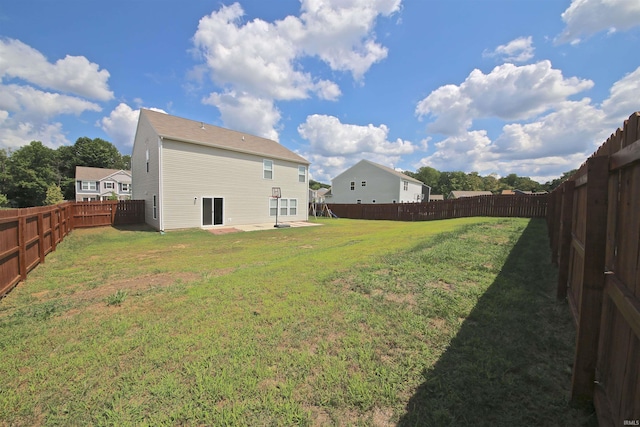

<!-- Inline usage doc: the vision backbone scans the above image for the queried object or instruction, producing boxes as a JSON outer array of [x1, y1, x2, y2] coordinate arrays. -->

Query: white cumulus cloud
[[192, 0, 400, 139], [557, 0, 640, 44], [99, 103, 167, 150], [0, 38, 113, 101], [413, 60, 640, 183], [0, 38, 113, 150], [203, 91, 282, 141], [601, 66, 640, 122], [483, 36, 535, 63], [416, 61, 594, 135], [298, 114, 415, 181]]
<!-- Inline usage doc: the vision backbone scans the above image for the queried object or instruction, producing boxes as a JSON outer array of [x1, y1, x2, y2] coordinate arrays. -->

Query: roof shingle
[[141, 109, 309, 164]]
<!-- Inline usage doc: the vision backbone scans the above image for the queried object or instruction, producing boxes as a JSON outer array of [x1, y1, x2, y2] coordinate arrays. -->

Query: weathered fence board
[[0, 200, 144, 298], [327, 194, 548, 222], [547, 111, 640, 424]]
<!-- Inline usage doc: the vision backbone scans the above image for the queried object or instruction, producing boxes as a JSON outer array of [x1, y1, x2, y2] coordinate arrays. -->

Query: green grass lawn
[[0, 217, 595, 426]]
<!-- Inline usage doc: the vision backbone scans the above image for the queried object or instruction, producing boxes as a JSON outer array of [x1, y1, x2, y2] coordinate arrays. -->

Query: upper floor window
[[403, 180, 409, 191], [263, 160, 273, 179], [298, 166, 306, 183], [81, 181, 97, 191], [104, 181, 115, 190], [361, 181, 367, 187], [121, 183, 131, 193], [350, 181, 355, 190]]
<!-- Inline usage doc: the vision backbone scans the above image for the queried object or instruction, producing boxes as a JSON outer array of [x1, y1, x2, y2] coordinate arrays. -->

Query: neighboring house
[[131, 109, 310, 231], [326, 159, 430, 204], [447, 190, 493, 199], [75, 166, 132, 201], [309, 187, 330, 203], [429, 194, 444, 201]]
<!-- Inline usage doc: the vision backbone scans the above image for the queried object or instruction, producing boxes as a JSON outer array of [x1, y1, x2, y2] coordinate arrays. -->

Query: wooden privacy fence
[[73, 200, 145, 228], [0, 200, 145, 298], [0, 202, 73, 297], [547, 112, 640, 425], [327, 194, 548, 221]]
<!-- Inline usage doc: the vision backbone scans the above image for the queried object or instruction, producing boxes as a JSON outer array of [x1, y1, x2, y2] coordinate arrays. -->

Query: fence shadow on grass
[[397, 219, 598, 426]]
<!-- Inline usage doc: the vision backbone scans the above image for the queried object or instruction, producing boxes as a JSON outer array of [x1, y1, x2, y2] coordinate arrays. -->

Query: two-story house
[[75, 166, 132, 201], [131, 109, 310, 231], [326, 159, 430, 204]]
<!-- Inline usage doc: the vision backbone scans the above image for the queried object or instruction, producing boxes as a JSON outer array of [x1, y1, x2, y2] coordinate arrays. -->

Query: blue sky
[[1, 0, 639, 184]]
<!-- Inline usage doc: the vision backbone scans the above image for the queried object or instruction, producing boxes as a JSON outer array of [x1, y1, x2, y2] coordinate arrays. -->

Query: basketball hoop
[[271, 187, 289, 228]]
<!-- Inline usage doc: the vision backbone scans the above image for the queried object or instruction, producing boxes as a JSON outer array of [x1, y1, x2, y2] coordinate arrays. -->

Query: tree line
[[0, 138, 130, 208], [310, 166, 574, 196], [402, 166, 574, 196]]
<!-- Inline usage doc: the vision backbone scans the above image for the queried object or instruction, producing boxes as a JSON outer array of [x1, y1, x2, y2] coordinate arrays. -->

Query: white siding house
[[327, 159, 430, 204], [132, 109, 310, 231], [75, 167, 131, 201]]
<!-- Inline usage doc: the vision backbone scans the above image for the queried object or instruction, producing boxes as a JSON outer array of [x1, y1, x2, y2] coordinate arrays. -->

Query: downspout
[[158, 136, 164, 232]]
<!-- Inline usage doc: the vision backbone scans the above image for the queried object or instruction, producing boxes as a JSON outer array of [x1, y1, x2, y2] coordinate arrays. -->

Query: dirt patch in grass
[[30, 272, 201, 304]]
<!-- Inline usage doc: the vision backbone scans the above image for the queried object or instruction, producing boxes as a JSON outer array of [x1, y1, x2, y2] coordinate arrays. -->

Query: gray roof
[[449, 191, 493, 198], [141, 109, 309, 165], [75, 166, 131, 181]]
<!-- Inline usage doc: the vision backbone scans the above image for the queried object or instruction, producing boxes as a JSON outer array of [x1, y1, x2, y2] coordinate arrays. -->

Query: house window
[[403, 180, 409, 191], [263, 160, 273, 179], [146, 148, 150, 173], [356, 199, 361, 204], [81, 181, 97, 191], [153, 195, 157, 220], [269, 198, 297, 216], [298, 166, 306, 183], [104, 182, 115, 190], [121, 183, 131, 193], [350, 181, 355, 190], [361, 181, 367, 187]]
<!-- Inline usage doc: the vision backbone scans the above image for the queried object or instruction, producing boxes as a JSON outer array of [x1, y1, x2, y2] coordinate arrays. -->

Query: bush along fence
[[547, 112, 640, 425], [0, 200, 145, 298], [327, 193, 548, 221]]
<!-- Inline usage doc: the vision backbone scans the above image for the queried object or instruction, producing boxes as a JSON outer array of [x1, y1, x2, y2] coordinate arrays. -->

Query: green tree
[[482, 174, 501, 193], [407, 166, 441, 194], [44, 184, 64, 205], [74, 137, 123, 169], [499, 173, 543, 192], [466, 172, 484, 191], [6, 141, 57, 207], [0, 149, 10, 196], [309, 179, 330, 190], [544, 169, 577, 192], [0, 194, 9, 208]]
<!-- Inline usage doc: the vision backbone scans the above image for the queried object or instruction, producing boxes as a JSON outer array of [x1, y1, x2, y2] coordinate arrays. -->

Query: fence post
[[37, 212, 45, 264], [557, 180, 575, 300], [18, 212, 27, 281], [571, 155, 609, 402]]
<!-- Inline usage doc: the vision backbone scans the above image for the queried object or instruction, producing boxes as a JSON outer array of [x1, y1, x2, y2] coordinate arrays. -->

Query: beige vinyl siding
[[161, 139, 308, 230], [399, 180, 424, 203], [131, 113, 161, 230], [331, 161, 401, 204]]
